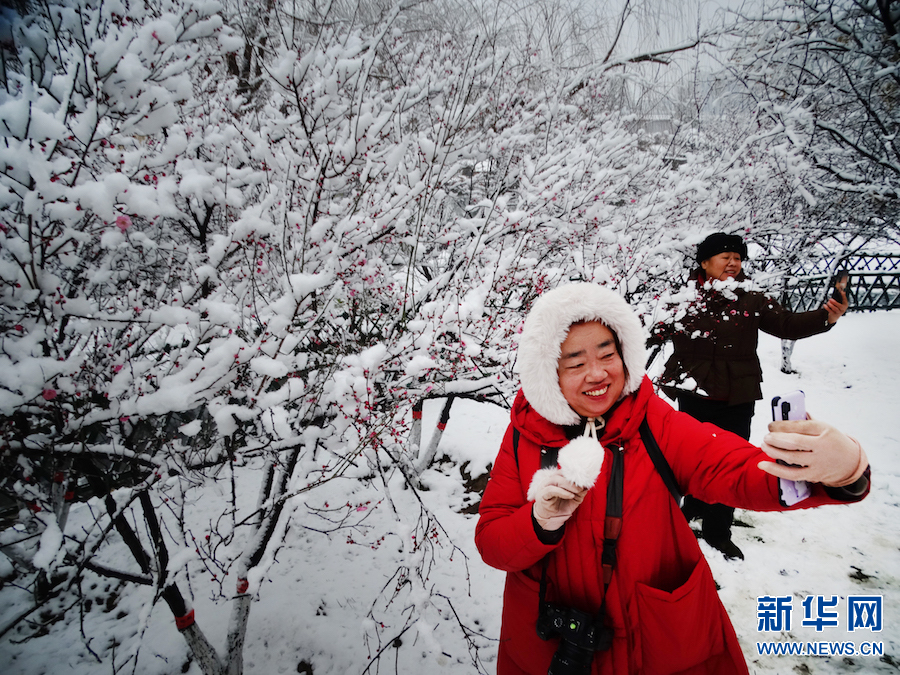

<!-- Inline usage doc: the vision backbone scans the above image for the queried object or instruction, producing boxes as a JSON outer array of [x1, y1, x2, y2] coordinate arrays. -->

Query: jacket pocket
[[634, 558, 727, 674]]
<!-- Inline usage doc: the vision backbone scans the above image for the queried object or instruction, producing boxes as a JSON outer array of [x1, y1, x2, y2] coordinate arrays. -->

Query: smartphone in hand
[[830, 269, 849, 303], [771, 390, 807, 468], [772, 390, 806, 421]]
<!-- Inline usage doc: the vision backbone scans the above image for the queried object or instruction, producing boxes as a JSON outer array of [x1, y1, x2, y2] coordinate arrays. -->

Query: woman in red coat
[[475, 282, 869, 675]]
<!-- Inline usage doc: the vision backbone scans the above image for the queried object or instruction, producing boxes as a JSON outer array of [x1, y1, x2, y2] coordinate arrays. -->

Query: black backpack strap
[[512, 427, 559, 471], [539, 446, 558, 470], [512, 428, 520, 467], [639, 418, 685, 509]]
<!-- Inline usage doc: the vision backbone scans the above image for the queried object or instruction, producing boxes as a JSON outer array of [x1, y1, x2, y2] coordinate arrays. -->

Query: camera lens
[[547, 642, 595, 675]]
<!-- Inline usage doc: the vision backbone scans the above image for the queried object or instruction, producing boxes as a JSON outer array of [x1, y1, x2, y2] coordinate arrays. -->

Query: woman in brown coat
[[649, 233, 848, 559]]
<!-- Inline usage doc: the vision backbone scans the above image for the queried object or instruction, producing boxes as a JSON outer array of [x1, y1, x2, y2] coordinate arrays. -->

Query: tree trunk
[[415, 395, 455, 475]]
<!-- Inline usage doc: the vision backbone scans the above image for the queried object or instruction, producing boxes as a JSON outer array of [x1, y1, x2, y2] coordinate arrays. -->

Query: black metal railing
[[780, 254, 900, 312]]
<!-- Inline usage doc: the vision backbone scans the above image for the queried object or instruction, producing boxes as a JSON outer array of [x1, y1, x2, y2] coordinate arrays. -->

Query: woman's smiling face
[[556, 321, 625, 419], [700, 251, 743, 281]]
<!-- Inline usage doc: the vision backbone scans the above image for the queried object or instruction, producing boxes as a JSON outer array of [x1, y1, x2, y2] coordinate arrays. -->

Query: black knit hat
[[696, 233, 747, 263]]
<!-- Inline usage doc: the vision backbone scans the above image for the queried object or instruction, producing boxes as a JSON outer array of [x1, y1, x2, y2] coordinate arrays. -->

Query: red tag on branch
[[175, 609, 195, 631]]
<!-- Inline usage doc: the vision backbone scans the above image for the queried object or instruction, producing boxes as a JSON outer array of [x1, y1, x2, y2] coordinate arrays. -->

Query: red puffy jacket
[[475, 377, 866, 675]]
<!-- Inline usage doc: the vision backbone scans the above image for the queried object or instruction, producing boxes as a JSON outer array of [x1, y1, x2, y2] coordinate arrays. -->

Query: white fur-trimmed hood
[[517, 282, 647, 426]]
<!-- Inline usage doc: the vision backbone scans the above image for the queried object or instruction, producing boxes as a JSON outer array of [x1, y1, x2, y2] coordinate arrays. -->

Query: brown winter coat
[[651, 271, 831, 405]]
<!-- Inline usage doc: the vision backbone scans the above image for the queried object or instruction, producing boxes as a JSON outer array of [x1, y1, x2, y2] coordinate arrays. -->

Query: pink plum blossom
[[115, 215, 132, 232]]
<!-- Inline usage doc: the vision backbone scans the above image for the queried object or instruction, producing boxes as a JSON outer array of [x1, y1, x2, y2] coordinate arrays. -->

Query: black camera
[[536, 602, 613, 675]]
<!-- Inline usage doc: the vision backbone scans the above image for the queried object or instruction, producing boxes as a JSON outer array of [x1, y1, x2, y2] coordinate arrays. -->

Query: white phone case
[[770, 390, 811, 505], [771, 390, 806, 421]]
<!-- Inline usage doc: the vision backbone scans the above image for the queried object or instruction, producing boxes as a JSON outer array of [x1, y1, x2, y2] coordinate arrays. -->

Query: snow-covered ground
[[2, 310, 898, 675]]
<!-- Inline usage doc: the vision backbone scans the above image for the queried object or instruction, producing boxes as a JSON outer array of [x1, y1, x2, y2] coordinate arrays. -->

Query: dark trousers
[[676, 394, 754, 543]]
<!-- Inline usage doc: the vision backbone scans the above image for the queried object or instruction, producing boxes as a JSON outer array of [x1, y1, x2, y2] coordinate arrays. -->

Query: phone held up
[[770, 390, 813, 503], [830, 269, 850, 303], [771, 389, 806, 422]]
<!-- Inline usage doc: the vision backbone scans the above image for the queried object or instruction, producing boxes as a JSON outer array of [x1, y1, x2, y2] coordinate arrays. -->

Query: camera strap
[[538, 439, 624, 608], [517, 415, 683, 612], [600, 442, 624, 587]]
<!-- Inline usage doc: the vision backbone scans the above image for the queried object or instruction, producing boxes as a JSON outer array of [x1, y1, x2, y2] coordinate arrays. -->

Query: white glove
[[758, 418, 868, 488], [529, 470, 588, 532]]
